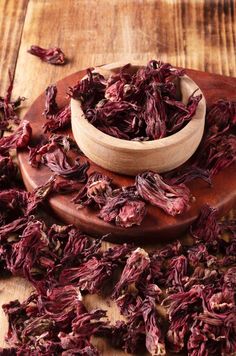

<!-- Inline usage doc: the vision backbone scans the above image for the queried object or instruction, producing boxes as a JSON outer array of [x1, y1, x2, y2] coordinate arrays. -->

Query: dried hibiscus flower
[[69, 68, 106, 110], [112, 247, 150, 299], [164, 164, 211, 185], [165, 255, 189, 293], [195, 133, 236, 177], [190, 205, 221, 249], [144, 87, 167, 139], [4, 220, 48, 277], [206, 99, 236, 134], [141, 298, 166, 356], [29, 137, 89, 181], [136, 171, 190, 216], [112, 297, 166, 355], [162, 285, 203, 353], [0, 71, 26, 132], [165, 90, 202, 134], [59, 256, 115, 294], [0, 120, 32, 154], [99, 186, 146, 227], [43, 104, 71, 133], [0, 154, 18, 188], [28, 134, 72, 168], [72, 171, 113, 208], [44, 84, 58, 116], [43, 84, 71, 132], [28, 45, 66, 65], [2, 288, 107, 355], [73, 60, 200, 141], [43, 146, 89, 180]]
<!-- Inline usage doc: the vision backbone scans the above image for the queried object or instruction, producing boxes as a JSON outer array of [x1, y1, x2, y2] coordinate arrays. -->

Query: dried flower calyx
[[98, 186, 147, 227], [72, 171, 113, 208], [71, 60, 201, 141], [136, 171, 190, 216], [28, 45, 66, 65]]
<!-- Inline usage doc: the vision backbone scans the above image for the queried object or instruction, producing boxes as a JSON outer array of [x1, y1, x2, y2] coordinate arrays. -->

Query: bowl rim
[[71, 61, 206, 152]]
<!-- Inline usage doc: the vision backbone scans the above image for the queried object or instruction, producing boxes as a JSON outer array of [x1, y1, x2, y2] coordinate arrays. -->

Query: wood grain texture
[[13, 0, 236, 113], [0, 0, 29, 93], [0, 0, 235, 353]]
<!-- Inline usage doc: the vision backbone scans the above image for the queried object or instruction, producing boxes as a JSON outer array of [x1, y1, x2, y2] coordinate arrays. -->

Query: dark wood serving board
[[17, 68, 236, 244]]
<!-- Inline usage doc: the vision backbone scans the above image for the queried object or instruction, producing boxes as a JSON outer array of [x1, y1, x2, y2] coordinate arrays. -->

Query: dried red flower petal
[[136, 171, 190, 216], [0, 189, 28, 213], [223, 267, 236, 291], [206, 99, 236, 134], [183, 267, 220, 291], [151, 240, 182, 259], [37, 285, 82, 329], [195, 133, 236, 177], [116, 293, 142, 317], [2, 288, 107, 355], [52, 177, 82, 194], [0, 120, 32, 154], [99, 186, 146, 227], [0, 154, 18, 188], [72, 61, 198, 141], [105, 70, 134, 104], [87, 100, 141, 140], [59, 256, 115, 294], [116, 200, 146, 228], [72, 308, 107, 336], [164, 164, 211, 185], [5, 221, 48, 276], [72, 171, 113, 208], [144, 87, 166, 139], [166, 90, 202, 134], [0, 72, 26, 132], [28, 134, 73, 168], [112, 248, 150, 299], [69, 68, 106, 110], [141, 298, 166, 356], [28, 45, 66, 65], [26, 175, 56, 214], [190, 205, 221, 249], [44, 105, 71, 133], [44, 84, 58, 116], [165, 255, 188, 293], [187, 243, 209, 267], [41, 145, 89, 181], [0, 217, 28, 241], [162, 285, 203, 352], [115, 297, 166, 355], [102, 243, 133, 263]]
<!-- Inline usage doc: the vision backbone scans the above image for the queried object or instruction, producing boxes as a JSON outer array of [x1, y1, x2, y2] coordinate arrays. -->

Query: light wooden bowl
[[71, 61, 206, 176]]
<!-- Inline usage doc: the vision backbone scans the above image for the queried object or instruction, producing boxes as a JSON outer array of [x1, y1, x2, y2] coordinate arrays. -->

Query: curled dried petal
[[136, 171, 190, 216], [0, 120, 32, 154], [28, 45, 66, 65], [112, 248, 150, 298]]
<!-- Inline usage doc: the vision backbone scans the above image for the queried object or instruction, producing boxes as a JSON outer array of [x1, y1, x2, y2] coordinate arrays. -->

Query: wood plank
[[13, 0, 236, 112], [0, 0, 235, 352], [0, 0, 29, 93]]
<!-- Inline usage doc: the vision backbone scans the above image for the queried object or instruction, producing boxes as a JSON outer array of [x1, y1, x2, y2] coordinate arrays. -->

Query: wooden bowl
[[71, 61, 206, 176]]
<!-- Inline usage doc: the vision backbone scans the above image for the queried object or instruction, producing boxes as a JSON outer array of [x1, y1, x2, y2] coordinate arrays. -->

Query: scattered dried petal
[[136, 171, 190, 216], [28, 45, 66, 65]]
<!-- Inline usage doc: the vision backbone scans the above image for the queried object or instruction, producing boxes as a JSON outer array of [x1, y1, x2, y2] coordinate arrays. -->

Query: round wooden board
[[17, 67, 236, 244]]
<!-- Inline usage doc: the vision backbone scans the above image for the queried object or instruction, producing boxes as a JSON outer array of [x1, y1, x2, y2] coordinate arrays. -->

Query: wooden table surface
[[0, 0, 235, 353]]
